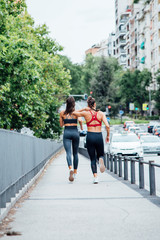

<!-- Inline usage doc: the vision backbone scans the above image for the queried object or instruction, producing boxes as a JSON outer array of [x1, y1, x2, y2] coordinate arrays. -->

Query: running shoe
[[69, 169, 74, 182], [93, 176, 98, 184], [99, 157, 105, 173], [73, 173, 77, 179]]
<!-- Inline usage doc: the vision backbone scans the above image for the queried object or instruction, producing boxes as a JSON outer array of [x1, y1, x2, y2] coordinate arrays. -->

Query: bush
[[145, 115, 159, 120]]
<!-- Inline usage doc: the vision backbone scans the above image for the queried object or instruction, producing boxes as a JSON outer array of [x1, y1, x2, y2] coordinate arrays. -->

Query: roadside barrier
[[105, 153, 159, 196], [0, 129, 63, 215]]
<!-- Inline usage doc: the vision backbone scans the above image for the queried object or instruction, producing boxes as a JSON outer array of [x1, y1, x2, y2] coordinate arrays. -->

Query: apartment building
[[94, 39, 109, 57], [115, 0, 132, 68], [108, 32, 116, 57], [85, 34, 116, 58], [137, 3, 151, 71], [150, 1, 160, 75], [85, 44, 100, 56]]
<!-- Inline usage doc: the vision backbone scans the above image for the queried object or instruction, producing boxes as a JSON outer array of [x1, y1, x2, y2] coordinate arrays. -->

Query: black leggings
[[86, 132, 104, 174], [63, 126, 80, 169]]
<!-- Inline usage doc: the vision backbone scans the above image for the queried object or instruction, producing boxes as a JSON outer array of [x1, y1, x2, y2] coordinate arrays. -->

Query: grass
[[109, 118, 150, 125]]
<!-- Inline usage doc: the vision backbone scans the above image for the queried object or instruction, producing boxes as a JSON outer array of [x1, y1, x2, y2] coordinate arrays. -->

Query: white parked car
[[109, 132, 143, 157], [128, 126, 141, 133], [140, 135, 160, 155]]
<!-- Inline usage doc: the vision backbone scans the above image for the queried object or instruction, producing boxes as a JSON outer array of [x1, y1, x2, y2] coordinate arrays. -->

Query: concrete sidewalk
[[1, 150, 160, 240]]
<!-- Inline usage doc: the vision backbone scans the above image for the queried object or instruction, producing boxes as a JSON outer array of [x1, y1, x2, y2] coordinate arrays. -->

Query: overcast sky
[[26, 0, 115, 64]]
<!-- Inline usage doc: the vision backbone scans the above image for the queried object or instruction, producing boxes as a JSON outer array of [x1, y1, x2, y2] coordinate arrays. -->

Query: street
[[104, 124, 160, 196]]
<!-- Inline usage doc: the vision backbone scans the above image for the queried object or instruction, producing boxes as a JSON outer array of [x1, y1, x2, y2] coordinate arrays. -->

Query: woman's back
[[85, 110, 103, 132], [61, 111, 78, 127]]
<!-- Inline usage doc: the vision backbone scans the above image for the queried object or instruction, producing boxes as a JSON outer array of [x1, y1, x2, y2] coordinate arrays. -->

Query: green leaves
[[120, 69, 151, 112], [0, 0, 71, 138]]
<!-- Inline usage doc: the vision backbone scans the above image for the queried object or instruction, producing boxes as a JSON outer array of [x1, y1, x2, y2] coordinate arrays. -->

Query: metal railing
[[105, 153, 160, 196], [0, 129, 63, 212]]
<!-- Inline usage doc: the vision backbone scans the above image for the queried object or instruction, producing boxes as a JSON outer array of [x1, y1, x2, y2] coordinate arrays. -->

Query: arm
[[72, 110, 87, 118], [72, 107, 90, 117], [76, 107, 90, 112], [102, 113, 110, 143], [59, 111, 64, 127], [78, 117, 83, 130]]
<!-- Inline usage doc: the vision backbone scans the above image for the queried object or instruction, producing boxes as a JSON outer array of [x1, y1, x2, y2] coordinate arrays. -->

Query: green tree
[[120, 69, 151, 113], [91, 56, 114, 112], [0, 0, 71, 138], [60, 55, 84, 95], [82, 54, 99, 94]]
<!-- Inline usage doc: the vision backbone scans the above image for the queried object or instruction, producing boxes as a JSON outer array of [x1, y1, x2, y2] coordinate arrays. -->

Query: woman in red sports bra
[[73, 96, 110, 184]]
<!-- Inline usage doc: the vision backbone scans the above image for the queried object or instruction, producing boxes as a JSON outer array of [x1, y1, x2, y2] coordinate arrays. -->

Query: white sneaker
[[93, 177, 98, 184], [69, 169, 74, 182], [99, 157, 105, 173], [73, 173, 77, 179]]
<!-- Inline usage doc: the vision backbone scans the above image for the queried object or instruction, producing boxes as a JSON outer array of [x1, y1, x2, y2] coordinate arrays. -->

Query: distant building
[[150, 0, 160, 90], [137, 3, 151, 71], [85, 34, 116, 59], [94, 39, 109, 57], [85, 44, 100, 56], [115, 0, 132, 68], [108, 32, 116, 57]]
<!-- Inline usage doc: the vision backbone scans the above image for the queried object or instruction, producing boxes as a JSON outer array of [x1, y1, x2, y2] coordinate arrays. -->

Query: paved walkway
[[1, 150, 160, 240]]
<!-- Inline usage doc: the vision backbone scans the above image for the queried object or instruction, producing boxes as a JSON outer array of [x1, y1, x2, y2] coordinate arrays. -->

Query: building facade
[[115, 0, 132, 68], [85, 45, 100, 56], [108, 32, 116, 57]]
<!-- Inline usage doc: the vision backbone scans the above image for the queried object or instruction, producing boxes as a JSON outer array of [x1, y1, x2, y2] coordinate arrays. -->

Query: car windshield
[[141, 136, 160, 142], [112, 135, 139, 142], [137, 130, 145, 133]]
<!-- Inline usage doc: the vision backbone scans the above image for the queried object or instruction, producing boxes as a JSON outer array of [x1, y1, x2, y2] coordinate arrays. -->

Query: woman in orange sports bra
[[73, 96, 110, 184]]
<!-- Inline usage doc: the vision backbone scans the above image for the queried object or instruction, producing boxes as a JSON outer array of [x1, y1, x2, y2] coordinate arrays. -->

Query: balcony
[[119, 19, 128, 24], [119, 39, 126, 45], [120, 48, 126, 54], [140, 41, 145, 49], [140, 57, 145, 64]]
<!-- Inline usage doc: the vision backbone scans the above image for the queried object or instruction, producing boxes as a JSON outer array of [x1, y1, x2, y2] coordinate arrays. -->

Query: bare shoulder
[[98, 111, 104, 115], [60, 110, 65, 117], [98, 111, 105, 117]]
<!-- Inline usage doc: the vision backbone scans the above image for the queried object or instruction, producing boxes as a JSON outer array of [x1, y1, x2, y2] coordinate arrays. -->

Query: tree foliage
[[91, 56, 122, 113], [0, 0, 71, 138], [81, 54, 100, 94], [120, 69, 151, 112], [60, 55, 84, 94]]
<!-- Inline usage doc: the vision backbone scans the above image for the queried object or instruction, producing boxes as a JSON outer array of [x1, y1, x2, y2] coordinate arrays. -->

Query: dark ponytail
[[87, 96, 99, 112], [64, 96, 75, 115]]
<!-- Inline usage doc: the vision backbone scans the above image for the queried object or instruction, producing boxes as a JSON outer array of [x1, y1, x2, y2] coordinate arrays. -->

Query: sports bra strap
[[87, 110, 102, 127]]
